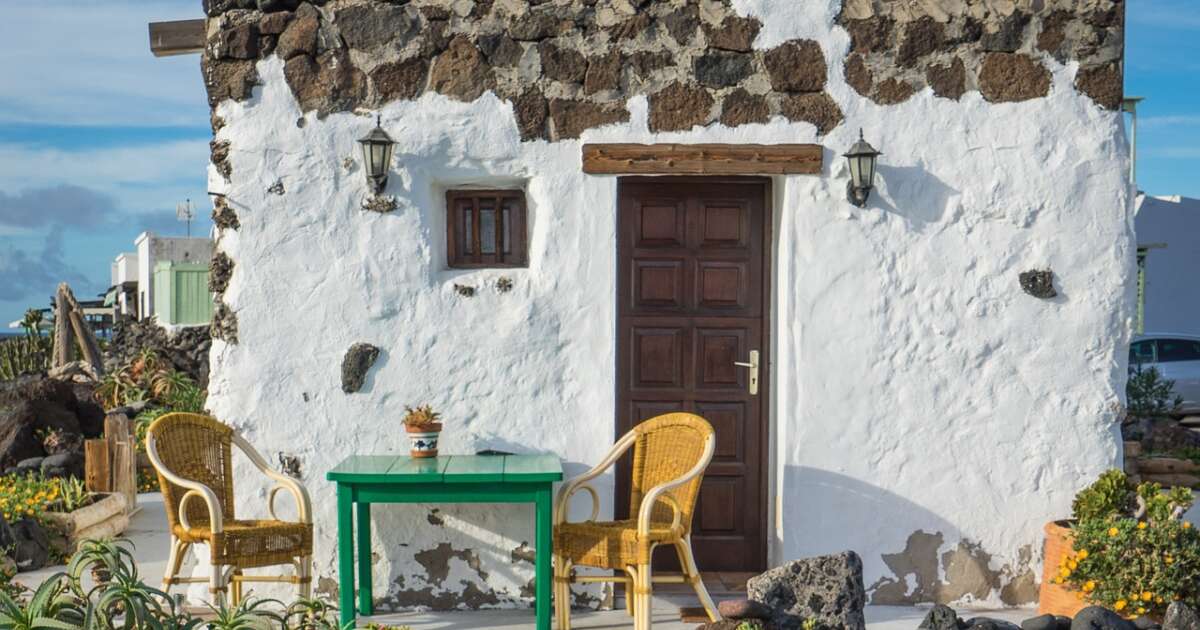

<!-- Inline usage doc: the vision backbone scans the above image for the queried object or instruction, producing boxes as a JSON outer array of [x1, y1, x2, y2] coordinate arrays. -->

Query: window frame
[[1130, 340, 1157, 366], [1156, 339, 1200, 363], [446, 189, 528, 269]]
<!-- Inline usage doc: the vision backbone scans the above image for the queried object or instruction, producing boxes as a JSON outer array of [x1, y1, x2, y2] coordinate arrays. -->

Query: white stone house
[[132, 231, 214, 326], [107, 252, 140, 317], [195, 0, 1134, 611], [1134, 194, 1200, 336]]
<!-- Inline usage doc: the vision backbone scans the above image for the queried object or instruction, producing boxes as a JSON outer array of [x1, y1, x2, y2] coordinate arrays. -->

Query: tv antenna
[[176, 199, 195, 237]]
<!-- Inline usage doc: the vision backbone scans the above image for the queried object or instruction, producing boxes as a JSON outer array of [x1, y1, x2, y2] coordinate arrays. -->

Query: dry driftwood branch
[[52, 286, 74, 368], [59, 284, 104, 376]]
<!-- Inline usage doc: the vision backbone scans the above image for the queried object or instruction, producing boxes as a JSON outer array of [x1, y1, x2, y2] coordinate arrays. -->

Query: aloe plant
[[0, 574, 85, 630], [283, 598, 354, 630], [68, 539, 137, 589], [206, 597, 284, 630]]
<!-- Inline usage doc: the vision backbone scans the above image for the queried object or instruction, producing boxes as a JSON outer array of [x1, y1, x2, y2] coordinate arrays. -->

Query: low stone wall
[[107, 318, 211, 388]]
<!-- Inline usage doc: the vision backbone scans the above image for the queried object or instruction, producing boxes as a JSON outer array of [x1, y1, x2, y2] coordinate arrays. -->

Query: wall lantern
[[843, 129, 882, 207], [358, 115, 396, 194]]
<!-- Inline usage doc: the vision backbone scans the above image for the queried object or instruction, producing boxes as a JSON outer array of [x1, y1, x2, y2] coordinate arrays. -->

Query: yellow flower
[[1059, 567, 1071, 579], [1138, 522, 1148, 530], [1185, 522, 1192, 529], [1109, 527, 1120, 537], [1077, 549, 1089, 560], [1137, 607, 1146, 615], [1069, 560, 1078, 570], [1157, 597, 1164, 604], [1166, 556, 1175, 565], [1115, 600, 1127, 611], [1142, 591, 1153, 602], [1084, 581, 1096, 593]]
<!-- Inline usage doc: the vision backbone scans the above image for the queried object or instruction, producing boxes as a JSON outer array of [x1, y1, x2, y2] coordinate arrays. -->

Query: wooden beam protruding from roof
[[582, 143, 823, 176], [149, 19, 205, 57]]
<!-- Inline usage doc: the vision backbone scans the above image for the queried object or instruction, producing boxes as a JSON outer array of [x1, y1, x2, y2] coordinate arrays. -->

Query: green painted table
[[326, 454, 563, 628]]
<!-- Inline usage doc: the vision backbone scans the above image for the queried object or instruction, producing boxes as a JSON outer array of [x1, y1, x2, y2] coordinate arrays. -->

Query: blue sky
[[0, 1, 1197, 327]]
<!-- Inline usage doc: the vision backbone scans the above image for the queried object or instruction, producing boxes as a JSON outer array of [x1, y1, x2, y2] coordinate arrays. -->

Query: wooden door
[[616, 177, 770, 572]]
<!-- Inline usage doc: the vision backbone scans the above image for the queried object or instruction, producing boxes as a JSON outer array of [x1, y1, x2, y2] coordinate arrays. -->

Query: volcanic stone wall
[[839, 0, 1124, 108], [202, 0, 1123, 149]]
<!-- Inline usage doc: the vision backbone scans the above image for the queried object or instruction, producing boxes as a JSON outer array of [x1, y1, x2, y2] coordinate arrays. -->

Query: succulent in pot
[[1040, 469, 1200, 620], [403, 405, 443, 459]]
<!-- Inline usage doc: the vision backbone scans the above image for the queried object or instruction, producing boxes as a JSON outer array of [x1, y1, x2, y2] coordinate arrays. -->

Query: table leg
[[357, 502, 373, 616], [337, 484, 355, 627], [535, 485, 553, 630]]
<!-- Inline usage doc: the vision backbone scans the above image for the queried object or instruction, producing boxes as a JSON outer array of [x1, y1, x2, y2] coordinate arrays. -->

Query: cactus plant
[[0, 335, 51, 381]]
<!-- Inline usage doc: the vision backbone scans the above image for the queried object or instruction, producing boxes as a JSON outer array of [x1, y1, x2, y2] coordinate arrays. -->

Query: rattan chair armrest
[[635, 434, 715, 537], [146, 433, 225, 533], [179, 488, 224, 533], [231, 433, 312, 523], [554, 431, 638, 525], [555, 482, 601, 525], [267, 479, 312, 523]]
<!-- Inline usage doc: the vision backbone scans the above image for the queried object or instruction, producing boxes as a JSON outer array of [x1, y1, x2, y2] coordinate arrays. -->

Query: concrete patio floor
[[15, 493, 1034, 629]]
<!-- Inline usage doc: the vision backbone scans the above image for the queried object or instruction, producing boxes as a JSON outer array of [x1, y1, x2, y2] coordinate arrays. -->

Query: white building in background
[[1135, 194, 1200, 335], [107, 252, 140, 317], [130, 234, 214, 324]]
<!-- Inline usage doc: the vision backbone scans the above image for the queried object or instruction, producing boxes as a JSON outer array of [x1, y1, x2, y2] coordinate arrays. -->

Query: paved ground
[[356, 604, 1031, 630], [16, 493, 1034, 629]]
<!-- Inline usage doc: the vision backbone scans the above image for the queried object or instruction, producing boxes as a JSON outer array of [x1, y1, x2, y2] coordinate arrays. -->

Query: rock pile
[[0, 374, 103, 474], [697, 551, 866, 630], [917, 603, 1200, 630], [107, 318, 211, 388]]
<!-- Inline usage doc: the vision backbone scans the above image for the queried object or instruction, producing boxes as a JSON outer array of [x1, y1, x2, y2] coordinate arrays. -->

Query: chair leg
[[676, 537, 720, 622], [633, 563, 653, 630], [209, 562, 227, 609], [161, 538, 188, 593], [230, 569, 243, 606], [298, 556, 312, 600], [553, 555, 570, 630], [623, 569, 635, 617]]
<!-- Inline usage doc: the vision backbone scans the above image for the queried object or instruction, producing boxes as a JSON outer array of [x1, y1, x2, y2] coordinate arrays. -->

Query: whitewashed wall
[[203, 0, 1135, 610]]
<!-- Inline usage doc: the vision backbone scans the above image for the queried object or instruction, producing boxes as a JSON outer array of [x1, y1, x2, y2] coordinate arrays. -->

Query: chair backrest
[[146, 412, 236, 530], [628, 413, 714, 531]]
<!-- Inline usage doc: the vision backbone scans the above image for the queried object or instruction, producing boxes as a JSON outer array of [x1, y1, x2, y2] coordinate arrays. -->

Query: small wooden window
[[447, 190, 527, 268]]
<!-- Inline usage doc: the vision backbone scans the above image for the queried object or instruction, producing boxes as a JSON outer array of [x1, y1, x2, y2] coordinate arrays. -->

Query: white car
[[1130, 334, 1200, 415]]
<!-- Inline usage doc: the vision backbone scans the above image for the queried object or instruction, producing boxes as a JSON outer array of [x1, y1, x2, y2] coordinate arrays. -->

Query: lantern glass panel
[[847, 154, 864, 187]]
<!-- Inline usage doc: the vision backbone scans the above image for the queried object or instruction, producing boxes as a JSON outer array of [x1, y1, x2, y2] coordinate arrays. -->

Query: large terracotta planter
[[1038, 520, 1087, 617]]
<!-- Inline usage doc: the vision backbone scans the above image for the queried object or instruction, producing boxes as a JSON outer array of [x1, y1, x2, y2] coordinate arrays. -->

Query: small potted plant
[[1039, 469, 1199, 619], [403, 405, 443, 459]]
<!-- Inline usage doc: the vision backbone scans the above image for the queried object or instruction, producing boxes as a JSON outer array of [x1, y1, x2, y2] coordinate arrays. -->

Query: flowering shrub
[[1060, 472, 1199, 618], [0, 474, 64, 522]]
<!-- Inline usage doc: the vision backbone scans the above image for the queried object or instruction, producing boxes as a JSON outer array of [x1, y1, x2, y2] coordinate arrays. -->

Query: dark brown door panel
[[616, 177, 770, 573]]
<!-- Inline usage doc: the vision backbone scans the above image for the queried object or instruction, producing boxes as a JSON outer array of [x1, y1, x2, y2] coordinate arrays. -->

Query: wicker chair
[[553, 413, 719, 630], [145, 412, 312, 606]]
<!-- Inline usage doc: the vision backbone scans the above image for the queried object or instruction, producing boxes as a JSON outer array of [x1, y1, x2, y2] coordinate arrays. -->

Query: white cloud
[[0, 140, 209, 201], [1140, 115, 1200, 129], [0, 0, 208, 126]]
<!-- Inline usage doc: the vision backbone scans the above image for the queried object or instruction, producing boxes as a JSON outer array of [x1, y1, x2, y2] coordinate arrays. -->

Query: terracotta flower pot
[[406, 423, 442, 458], [1038, 520, 1088, 618]]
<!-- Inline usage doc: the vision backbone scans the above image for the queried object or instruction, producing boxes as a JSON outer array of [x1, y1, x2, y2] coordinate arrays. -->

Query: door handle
[[733, 350, 759, 395]]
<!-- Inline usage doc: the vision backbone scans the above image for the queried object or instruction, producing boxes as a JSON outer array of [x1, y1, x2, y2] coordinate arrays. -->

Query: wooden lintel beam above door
[[582, 143, 823, 175], [149, 19, 206, 57]]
